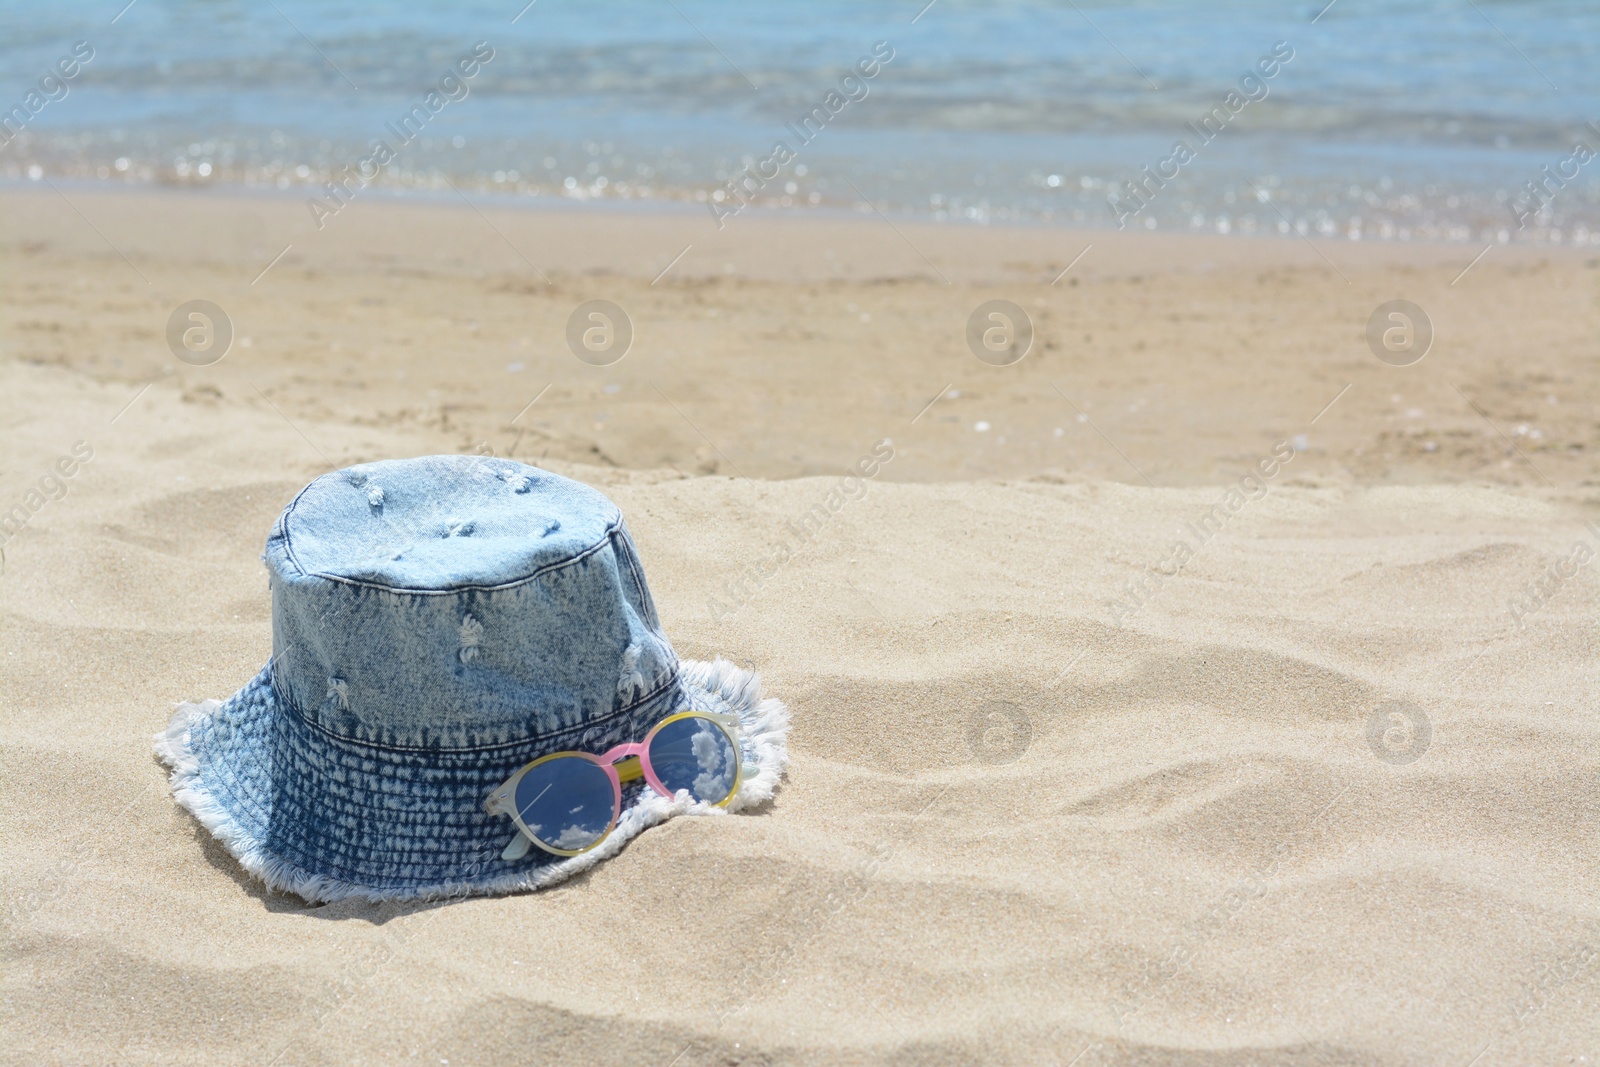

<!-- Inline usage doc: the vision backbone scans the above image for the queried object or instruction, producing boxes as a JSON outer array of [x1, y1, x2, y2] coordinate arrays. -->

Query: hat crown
[[264, 455, 680, 748]]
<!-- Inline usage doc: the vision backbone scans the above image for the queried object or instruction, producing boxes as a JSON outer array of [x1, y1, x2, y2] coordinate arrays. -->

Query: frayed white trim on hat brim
[[153, 657, 790, 905]]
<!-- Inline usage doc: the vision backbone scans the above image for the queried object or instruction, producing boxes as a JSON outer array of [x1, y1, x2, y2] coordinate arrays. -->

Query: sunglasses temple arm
[[486, 777, 532, 860], [709, 714, 758, 780], [501, 826, 534, 861]]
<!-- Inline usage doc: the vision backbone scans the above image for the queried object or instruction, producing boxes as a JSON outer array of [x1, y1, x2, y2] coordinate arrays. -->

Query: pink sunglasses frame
[[485, 710, 744, 859]]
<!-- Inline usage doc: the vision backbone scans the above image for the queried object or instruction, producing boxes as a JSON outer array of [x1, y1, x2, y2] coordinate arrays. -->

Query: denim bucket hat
[[154, 455, 789, 903]]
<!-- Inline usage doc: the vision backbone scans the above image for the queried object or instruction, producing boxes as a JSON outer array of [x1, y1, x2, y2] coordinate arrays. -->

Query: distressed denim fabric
[[154, 456, 790, 902]]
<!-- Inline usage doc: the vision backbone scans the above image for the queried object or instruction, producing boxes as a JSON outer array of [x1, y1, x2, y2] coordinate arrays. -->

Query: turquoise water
[[1, 0, 1596, 242]]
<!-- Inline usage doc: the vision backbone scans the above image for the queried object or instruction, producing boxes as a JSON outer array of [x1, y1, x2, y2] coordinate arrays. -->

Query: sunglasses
[[486, 710, 746, 859]]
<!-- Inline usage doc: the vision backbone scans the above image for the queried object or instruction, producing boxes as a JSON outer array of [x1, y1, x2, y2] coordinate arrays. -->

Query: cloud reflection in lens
[[649, 716, 738, 804], [515, 755, 615, 853]]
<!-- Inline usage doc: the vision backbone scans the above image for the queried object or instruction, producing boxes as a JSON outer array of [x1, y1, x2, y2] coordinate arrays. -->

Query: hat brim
[[154, 658, 789, 904]]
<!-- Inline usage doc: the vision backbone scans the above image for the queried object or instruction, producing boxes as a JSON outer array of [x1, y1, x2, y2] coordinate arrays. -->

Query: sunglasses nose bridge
[[604, 751, 643, 783], [598, 740, 645, 761]]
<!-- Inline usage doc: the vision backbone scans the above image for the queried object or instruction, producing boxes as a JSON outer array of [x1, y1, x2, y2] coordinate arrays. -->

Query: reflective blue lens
[[514, 756, 615, 853], [648, 716, 738, 804]]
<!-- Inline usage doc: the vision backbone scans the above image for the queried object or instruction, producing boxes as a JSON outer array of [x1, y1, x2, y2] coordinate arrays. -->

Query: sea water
[[0, 0, 1595, 244]]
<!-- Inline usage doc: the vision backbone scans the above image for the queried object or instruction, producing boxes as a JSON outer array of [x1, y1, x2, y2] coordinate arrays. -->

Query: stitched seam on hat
[[278, 511, 620, 598], [613, 525, 661, 628], [268, 666, 683, 754], [267, 477, 319, 575], [272, 467, 620, 591]]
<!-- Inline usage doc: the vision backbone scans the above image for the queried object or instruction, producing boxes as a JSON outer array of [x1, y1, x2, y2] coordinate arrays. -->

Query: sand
[[2, 187, 1597, 1066]]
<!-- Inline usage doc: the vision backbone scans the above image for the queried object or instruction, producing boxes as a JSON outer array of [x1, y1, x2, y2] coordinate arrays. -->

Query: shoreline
[[3, 185, 1597, 489], [4, 183, 1593, 283], [5, 176, 1597, 257]]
